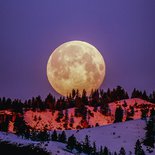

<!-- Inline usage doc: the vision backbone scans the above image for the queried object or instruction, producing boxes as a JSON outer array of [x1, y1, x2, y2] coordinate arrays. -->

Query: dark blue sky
[[1, 0, 155, 100]]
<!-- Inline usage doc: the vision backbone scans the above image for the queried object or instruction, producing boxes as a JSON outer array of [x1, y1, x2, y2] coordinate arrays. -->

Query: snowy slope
[[1, 119, 155, 155], [0, 132, 73, 155], [65, 119, 148, 154]]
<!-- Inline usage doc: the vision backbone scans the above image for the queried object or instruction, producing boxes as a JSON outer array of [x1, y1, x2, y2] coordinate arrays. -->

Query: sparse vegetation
[[0, 86, 155, 154]]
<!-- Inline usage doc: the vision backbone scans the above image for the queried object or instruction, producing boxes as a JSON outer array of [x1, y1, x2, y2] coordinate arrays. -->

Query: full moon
[[47, 41, 106, 96]]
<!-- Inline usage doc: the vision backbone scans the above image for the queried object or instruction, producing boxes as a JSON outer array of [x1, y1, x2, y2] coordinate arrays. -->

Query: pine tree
[[142, 91, 148, 101], [14, 115, 30, 138], [114, 106, 123, 123], [126, 110, 133, 121], [0, 116, 9, 132], [141, 108, 147, 119], [92, 141, 97, 154], [119, 147, 126, 155], [75, 142, 83, 153], [59, 131, 67, 143], [83, 135, 92, 154], [51, 130, 57, 141], [56, 110, 64, 122], [135, 140, 145, 155], [64, 109, 69, 129], [144, 118, 154, 148], [100, 102, 110, 116], [131, 88, 143, 99], [69, 115, 74, 128], [103, 146, 109, 155], [82, 89, 88, 105], [30, 129, 37, 141], [99, 146, 103, 155], [37, 129, 49, 141], [122, 101, 127, 108], [67, 134, 77, 152], [130, 106, 134, 116], [24, 127, 31, 139], [72, 89, 76, 98], [33, 115, 37, 121], [149, 91, 155, 103], [150, 108, 155, 117]]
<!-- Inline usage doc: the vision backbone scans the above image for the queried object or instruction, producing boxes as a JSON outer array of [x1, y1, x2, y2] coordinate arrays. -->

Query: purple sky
[[1, 1, 155, 100]]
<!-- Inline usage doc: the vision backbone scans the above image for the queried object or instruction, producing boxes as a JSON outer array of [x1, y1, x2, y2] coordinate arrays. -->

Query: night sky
[[1, 1, 155, 100]]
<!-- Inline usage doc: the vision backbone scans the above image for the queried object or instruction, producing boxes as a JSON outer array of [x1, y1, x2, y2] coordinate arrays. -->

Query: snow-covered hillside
[[65, 119, 148, 154], [0, 132, 72, 155], [24, 98, 155, 130], [0, 119, 155, 155]]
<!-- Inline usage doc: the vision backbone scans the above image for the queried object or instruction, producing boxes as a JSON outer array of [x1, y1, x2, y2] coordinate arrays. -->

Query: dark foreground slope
[[0, 141, 50, 155]]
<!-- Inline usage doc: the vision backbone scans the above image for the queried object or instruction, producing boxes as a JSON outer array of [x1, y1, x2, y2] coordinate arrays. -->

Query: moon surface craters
[[47, 41, 106, 96]]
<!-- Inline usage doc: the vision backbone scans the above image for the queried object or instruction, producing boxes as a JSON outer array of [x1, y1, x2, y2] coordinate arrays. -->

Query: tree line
[[0, 86, 155, 112]]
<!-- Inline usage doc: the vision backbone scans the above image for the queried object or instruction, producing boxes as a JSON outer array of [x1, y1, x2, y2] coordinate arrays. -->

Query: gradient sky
[[1, 0, 155, 100]]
